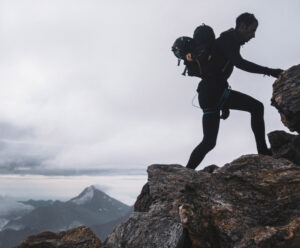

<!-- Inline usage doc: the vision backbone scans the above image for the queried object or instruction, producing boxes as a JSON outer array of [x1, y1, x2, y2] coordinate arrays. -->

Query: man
[[186, 13, 283, 170]]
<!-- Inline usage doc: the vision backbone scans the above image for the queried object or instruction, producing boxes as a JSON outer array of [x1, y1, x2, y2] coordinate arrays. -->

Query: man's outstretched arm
[[224, 46, 283, 78]]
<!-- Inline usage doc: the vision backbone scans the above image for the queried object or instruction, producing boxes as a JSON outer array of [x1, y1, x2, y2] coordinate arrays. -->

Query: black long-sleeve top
[[197, 28, 271, 108], [206, 28, 270, 80]]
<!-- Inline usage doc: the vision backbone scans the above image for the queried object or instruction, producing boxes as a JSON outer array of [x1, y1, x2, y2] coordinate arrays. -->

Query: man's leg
[[225, 90, 270, 155], [186, 112, 220, 169]]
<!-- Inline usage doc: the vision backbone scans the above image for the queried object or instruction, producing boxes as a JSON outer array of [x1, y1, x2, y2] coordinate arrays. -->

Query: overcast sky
[[0, 0, 299, 203]]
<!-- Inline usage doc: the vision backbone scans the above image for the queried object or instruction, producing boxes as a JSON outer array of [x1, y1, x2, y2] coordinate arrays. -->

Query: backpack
[[171, 24, 215, 78]]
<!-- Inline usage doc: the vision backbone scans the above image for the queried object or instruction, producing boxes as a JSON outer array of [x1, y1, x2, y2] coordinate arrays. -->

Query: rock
[[15, 226, 105, 248], [105, 156, 300, 248], [268, 130, 300, 165], [201, 164, 219, 173], [271, 64, 300, 133], [105, 212, 184, 248], [134, 183, 153, 212], [106, 164, 188, 248]]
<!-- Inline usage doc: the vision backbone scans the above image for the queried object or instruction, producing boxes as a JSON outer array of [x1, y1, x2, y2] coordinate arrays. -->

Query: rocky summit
[[105, 155, 300, 248], [271, 64, 300, 133]]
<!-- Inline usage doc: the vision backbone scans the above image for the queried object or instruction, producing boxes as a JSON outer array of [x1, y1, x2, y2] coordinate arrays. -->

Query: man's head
[[235, 13, 258, 44]]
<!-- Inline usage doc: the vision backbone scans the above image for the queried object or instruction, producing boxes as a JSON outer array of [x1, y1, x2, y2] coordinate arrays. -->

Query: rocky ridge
[[105, 155, 300, 248]]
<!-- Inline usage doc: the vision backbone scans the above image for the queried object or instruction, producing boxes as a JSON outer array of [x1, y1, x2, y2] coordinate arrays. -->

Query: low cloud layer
[[0, 195, 34, 218]]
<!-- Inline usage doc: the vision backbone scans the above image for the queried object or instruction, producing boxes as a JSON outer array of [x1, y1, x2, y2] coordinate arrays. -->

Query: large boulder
[[271, 64, 300, 133], [15, 226, 105, 248], [268, 130, 300, 165], [105, 156, 300, 248]]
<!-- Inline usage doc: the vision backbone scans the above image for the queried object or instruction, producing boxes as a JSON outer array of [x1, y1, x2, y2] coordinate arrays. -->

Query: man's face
[[237, 22, 258, 44]]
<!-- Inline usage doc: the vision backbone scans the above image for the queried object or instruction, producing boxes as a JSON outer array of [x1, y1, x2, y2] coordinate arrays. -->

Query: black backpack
[[172, 24, 215, 78]]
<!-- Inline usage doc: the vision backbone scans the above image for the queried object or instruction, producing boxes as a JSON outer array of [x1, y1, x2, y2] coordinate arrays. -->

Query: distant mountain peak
[[70, 185, 97, 205], [68, 185, 129, 215], [87, 185, 96, 190]]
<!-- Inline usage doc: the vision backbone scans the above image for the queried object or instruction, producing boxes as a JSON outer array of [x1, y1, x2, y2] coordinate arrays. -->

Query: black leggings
[[186, 90, 269, 169]]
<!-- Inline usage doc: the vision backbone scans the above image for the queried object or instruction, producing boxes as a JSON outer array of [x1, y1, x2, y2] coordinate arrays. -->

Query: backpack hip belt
[[203, 86, 231, 115]]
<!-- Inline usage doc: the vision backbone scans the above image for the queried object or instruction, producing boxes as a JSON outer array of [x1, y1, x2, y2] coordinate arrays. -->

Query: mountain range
[[0, 185, 132, 248]]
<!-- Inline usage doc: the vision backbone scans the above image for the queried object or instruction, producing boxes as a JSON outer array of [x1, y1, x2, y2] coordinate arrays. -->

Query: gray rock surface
[[105, 157, 300, 248], [105, 212, 184, 248], [271, 64, 300, 133]]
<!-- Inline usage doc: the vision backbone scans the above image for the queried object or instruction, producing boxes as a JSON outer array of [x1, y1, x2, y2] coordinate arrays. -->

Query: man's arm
[[222, 37, 283, 78], [228, 51, 282, 77]]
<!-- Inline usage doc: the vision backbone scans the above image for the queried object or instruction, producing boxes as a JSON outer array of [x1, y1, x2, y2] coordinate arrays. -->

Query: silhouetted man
[[186, 13, 283, 169]]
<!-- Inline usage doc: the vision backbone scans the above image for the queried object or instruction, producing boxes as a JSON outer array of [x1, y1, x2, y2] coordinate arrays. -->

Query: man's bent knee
[[202, 138, 217, 152], [251, 101, 264, 116]]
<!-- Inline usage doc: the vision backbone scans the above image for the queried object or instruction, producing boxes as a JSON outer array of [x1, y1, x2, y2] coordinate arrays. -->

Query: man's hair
[[236, 13, 258, 28]]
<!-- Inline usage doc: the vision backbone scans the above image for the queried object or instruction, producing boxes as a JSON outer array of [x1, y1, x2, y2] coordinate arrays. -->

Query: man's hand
[[268, 68, 284, 78], [186, 53, 193, 62], [220, 108, 230, 120]]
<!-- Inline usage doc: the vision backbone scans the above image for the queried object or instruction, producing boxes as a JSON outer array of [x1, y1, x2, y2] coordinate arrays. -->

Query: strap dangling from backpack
[[182, 65, 188, 76], [195, 58, 203, 76]]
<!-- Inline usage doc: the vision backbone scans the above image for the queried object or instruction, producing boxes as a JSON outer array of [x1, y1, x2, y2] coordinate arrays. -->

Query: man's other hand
[[220, 108, 230, 120]]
